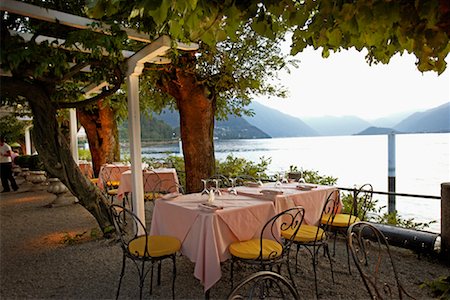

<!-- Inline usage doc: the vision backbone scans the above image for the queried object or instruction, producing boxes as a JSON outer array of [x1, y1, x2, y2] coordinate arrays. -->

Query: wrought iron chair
[[347, 221, 415, 299], [144, 170, 184, 203], [101, 164, 122, 204], [229, 206, 305, 290], [320, 183, 373, 273], [109, 205, 181, 299], [227, 271, 300, 300], [281, 191, 337, 297]]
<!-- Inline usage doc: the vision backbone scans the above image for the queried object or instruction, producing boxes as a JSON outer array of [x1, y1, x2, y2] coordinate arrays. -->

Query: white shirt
[[0, 143, 12, 163]]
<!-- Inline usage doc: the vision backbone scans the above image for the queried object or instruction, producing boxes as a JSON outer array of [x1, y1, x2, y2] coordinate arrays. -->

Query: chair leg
[[116, 255, 126, 300], [345, 240, 352, 274], [172, 255, 177, 300], [332, 231, 337, 256], [139, 260, 146, 300], [230, 258, 235, 289], [157, 260, 162, 285], [149, 263, 154, 295], [295, 244, 300, 273], [324, 244, 335, 284], [312, 253, 319, 299]]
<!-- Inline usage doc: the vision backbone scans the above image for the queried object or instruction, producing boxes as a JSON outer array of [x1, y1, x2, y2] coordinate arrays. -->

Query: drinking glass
[[228, 178, 237, 195], [200, 179, 209, 195]]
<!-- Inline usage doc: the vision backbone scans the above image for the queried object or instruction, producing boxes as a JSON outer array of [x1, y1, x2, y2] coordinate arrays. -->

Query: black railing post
[[441, 182, 450, 263], [388, 132, 396, 214]]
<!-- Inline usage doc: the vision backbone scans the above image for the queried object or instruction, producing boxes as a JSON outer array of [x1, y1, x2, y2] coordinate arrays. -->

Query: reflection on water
[[123, 133, 449, 233]]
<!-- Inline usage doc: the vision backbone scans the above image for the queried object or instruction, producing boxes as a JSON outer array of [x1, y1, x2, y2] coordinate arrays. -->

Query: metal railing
[[337, 186, 441, 200]]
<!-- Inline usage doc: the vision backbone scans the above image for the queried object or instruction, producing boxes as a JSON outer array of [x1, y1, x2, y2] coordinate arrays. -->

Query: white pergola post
[[69, 108, 79, 163], [25, 126, 32, 155], [126, 36, 171, 230]]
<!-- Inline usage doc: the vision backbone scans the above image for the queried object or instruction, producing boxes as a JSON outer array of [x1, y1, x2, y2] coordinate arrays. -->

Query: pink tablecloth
[[150, 193, 276, 292], [236, 183, 339, 225], [117, 168, 179, 200]]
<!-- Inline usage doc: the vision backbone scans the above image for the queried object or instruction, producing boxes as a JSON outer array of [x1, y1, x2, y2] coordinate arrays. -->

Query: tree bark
[[77, 101, 120, 177], [2, 78, 113, 234], [159, 68, 216, 193]]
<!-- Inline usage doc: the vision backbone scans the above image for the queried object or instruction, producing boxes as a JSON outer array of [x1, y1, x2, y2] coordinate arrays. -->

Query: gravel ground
[[1, 181, 448, 299]]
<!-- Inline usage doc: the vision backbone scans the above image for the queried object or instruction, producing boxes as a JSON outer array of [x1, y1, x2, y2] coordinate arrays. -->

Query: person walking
[[0, 136, 19, 193]]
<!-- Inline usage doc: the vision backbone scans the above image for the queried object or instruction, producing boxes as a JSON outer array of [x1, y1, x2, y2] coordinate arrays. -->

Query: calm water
[[138, 133, 450, 233]]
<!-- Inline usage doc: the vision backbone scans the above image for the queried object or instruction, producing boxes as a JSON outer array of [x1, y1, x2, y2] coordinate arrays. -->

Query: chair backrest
[[210, 174, 232, 187], [259, 206, 305, 262], [347, 221, 414, 300], [101, 164, 122, 191], [320, 190, 342, 229], [352, 184, 374, 220], [110, 204, 150, 257], [235, 175, 259, 187], [227, 271, 300, 300]]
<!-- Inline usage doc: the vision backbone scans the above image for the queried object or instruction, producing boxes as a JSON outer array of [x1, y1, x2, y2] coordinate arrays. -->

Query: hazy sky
[[256, 47, 449, 120]]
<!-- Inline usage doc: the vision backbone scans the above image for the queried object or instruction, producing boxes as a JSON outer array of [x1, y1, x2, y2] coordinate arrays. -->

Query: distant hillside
[[303, 115, 372, 136], [153, 109, 270, 139], [244, 101, 318, 137], [394, 102, 450, 133], [370, 111, 413, 128], [356, 127, 401, 135], [215, 116, 270, 139], [119, 115, 174, 141]]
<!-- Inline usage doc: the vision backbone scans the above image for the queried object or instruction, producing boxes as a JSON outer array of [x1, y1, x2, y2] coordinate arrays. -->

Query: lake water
[[138, 132, 450, 233]]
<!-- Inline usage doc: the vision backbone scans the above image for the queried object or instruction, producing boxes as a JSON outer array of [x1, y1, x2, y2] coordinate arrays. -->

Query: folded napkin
[[296, 184, 317, 191], [244, 181, 262, 187], [198, 202, 223, 211], [161, 192, 180, 200], [260, 189, 284, 195]]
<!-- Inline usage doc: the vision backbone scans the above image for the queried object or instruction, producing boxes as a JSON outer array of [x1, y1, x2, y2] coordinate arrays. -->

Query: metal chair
[[101, 164, 122, 204], [229, 206, 305, 290], [321, 183, 373, 273], [109, 205, 181, 299], [281, 191, 337, 298], [227, 271, 300, 300], [144, 170, 184, 203], [347, 221, 415, 300]]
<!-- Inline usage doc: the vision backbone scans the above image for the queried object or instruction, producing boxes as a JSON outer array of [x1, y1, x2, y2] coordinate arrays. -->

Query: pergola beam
[[0, 0, 151, 43]]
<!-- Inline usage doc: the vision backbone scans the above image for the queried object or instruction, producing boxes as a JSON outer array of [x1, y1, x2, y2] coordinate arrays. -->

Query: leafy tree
[[88, 0, 449, 192], [0, 1, 126, 233], [1, 0, 448, 232]]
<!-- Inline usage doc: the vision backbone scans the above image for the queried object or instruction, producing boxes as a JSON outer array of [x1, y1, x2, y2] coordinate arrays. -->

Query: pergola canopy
[[1, 0, 198, 227]]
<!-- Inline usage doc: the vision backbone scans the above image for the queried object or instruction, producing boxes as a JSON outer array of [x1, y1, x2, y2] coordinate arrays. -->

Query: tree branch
[[56, 67, 123, 109]]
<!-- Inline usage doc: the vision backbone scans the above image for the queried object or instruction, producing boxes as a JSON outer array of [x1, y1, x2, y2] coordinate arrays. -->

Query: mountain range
[[121, 101, 449, 140]]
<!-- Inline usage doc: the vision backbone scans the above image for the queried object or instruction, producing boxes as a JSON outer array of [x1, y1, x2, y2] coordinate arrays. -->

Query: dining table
[[235, 182, 339, 225], [116, 168, 180, 201], [150, 183, 340, 292], [150, 192, 277, 292]]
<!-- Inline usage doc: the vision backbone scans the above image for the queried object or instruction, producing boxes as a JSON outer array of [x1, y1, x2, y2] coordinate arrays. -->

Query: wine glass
[[256, 172, 263, 187], [213, 179, 222, 196], [200, 179, 209, 195], [275, 173, 282, 187], [228, 178, 237, 195]]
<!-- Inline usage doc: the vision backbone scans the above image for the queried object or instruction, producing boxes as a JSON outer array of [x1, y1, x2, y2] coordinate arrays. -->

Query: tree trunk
[[27, 90, 113, 234], [159, 68, 216, 193], [77, 101, 120, 177]]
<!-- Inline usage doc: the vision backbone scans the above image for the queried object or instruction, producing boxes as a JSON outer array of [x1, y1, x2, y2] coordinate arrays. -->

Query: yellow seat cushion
[[281, 225, 326, 243], [229, 239, 282, 260], [107, 180, 120, 188], [90, 178, 99, 184], [128, 235, 181, 257], [321, 213, 360, 227], [107, 189, 118, 195], [144, 192, 163, 201]]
